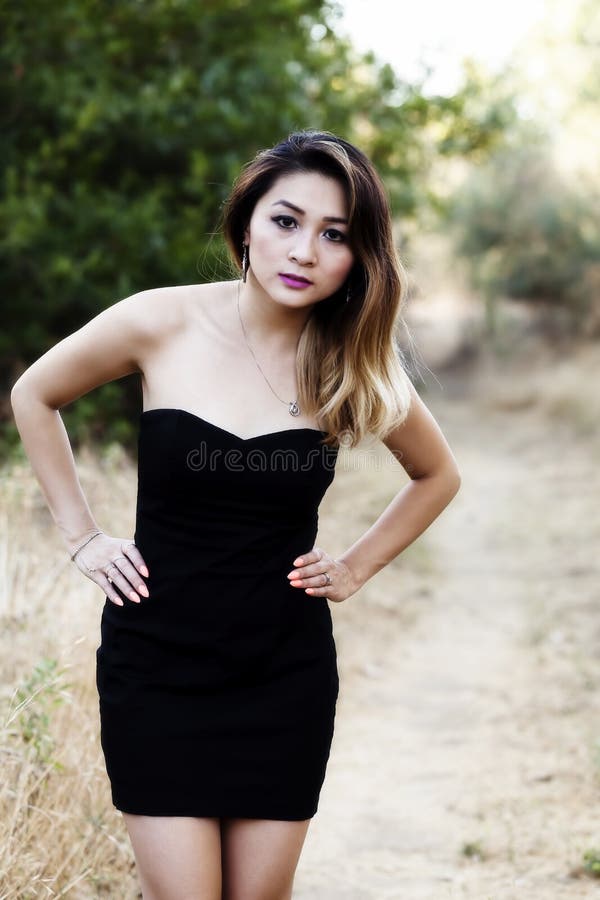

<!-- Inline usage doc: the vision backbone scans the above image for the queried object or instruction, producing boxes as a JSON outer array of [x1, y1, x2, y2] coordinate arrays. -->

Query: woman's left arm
[[287, 380, 461, 602]]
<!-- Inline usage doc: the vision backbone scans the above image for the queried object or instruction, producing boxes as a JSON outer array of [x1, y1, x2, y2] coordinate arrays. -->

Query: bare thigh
[[220, 817, 312, 900], [122, 813, 222, 900]]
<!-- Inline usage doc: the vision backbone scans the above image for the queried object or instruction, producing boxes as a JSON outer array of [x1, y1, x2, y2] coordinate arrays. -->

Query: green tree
[[1, 0, 510, 451], [449, 142, 600, 334], [443, 0, 600, 338]]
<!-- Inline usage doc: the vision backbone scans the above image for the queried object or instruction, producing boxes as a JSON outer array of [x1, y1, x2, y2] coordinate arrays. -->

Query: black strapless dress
[[95, 408, 340, 820]]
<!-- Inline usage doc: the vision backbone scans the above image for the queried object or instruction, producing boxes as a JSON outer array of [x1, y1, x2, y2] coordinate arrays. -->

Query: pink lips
[[279, 273, 313, 289]]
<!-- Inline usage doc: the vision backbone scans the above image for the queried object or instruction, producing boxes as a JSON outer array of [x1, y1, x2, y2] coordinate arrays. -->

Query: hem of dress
[[112, 798, 318, 821]]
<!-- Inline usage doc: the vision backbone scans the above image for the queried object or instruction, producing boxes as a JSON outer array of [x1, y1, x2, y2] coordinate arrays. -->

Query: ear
[[243, 224, 250, 245]]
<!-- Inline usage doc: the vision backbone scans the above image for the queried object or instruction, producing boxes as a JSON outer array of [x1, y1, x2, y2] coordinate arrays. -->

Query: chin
[[267, 280, 315, 303]]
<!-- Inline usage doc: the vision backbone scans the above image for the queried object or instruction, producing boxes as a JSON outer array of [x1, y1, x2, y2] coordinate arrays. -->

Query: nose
[[288, 232, 317, 266]]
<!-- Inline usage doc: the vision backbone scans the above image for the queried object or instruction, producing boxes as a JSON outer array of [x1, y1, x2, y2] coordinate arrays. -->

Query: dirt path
[[293, 376, 600, 898]]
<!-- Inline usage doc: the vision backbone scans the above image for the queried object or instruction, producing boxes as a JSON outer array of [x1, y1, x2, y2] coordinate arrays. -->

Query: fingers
[[287, 547, 327, 583], [114, 555, 149, 596], [93, 571, 125, 607], [104, 558, 147, 603], [121, 541, 150, 578], [287, 547, 332, 593], [286, 547, 348, 603], [73, 535, 150, 607], [289, 571, 331, 589]]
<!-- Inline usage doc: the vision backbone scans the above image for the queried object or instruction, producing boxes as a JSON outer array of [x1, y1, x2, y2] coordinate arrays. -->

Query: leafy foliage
[[442, 0, 600, 337], [583, 848, 600, 878], [448, 141, 600, 331], [5, 657, 71, 769], [1, 0, 508, 451]]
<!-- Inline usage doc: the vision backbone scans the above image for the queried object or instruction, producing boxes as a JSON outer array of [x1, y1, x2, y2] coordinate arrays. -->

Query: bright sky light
[[335, 0, 549, 94]]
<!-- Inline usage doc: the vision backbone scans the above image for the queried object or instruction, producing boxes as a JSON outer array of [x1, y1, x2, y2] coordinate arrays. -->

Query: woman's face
[[243, 170, 355, 307]]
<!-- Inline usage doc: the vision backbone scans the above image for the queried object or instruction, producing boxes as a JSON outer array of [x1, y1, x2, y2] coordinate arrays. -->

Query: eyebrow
[[271, 199, 348, 225]]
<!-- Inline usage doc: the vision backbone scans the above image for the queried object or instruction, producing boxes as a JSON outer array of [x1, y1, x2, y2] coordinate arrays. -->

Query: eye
[[272, 215, 297, 229], [324, 228, 347, 242]]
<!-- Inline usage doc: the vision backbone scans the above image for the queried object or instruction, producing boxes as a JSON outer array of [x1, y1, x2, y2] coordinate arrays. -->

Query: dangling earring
[[346, 281, 351, 303], [242, 243, 249, 283]]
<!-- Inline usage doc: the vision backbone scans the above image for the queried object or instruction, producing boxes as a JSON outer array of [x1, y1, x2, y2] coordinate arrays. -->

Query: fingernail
[[138, 584, 149, 597], [141, 565, 149, 577], [287, 571, 298, 579], [129, 591, 140, 603], [294, 558, 303, 566]]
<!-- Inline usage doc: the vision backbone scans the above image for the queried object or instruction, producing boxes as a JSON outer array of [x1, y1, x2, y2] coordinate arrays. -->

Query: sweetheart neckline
[[140, 407, 327, 443]]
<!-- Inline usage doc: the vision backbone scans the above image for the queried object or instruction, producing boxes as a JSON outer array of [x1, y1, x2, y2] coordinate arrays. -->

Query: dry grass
[[468, 336, 600, 441], [2, 332, 600, 897], [0, 444, 140, 897]]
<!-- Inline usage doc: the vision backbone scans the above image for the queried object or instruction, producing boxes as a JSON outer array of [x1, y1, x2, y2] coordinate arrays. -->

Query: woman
[[11, 130, 461, 900]]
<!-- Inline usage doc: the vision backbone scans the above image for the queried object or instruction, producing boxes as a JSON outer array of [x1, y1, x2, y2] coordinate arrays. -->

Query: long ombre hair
[[221, 130, 414, 448]]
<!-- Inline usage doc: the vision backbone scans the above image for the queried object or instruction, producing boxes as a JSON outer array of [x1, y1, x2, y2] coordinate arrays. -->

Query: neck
[[236, 274, 312, 355]]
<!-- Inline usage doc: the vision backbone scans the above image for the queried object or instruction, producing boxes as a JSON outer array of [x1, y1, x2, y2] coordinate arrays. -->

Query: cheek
[[248, 226, 278, 264], [329, 249, 354, 281]]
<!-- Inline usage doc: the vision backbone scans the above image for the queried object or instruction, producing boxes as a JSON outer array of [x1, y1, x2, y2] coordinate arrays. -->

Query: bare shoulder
[[123, 283, 193, 347], [134, 280, 237, 389], [178, 280, 234, 329], [127, 281, 230, 358], [10, 282, 228, 411], [144, 279, 230, 324]]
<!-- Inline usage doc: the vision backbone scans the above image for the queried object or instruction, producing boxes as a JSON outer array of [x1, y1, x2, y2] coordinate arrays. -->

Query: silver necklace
[[236, 281, 300, 416]]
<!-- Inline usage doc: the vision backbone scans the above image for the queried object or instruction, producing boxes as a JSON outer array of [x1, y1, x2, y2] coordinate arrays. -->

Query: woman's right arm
[[10, 287, 180, 603]]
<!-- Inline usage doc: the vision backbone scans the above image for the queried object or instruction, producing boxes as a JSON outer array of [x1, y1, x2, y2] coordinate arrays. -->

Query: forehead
[[258, 170, 348, 215]]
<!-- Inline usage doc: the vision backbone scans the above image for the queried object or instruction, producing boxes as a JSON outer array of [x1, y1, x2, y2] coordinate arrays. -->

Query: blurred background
[[2, 0, 599, 447], [1, 2, 599, 896]]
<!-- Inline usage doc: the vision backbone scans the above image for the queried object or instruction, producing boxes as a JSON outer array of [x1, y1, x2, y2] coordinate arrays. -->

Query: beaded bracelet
[[70, 530, 103, 562]]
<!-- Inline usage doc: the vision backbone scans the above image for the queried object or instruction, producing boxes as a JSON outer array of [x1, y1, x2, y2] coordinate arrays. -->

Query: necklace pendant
[[289, 400, 300, 416]]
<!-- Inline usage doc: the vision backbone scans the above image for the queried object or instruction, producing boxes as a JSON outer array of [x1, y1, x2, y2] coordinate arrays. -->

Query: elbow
[[11, 376, 60, 415], [10, 381, 27, 425], [10, 375, 30, 410], [10, 375, 40, 418], [446, 455, 461, 489], [10, 378, 25, 411], [415, 461, 461, 495], [452, 470, 462, 496], [449, 465, 461, 498], [433, 461, 461, 500]]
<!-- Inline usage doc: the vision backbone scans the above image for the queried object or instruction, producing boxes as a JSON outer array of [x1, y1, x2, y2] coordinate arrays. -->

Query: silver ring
[[106, 557, 127, 583], [104, 563, 120, 582], [323, 572, 332, 586]]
